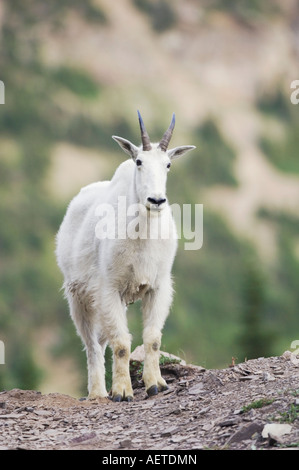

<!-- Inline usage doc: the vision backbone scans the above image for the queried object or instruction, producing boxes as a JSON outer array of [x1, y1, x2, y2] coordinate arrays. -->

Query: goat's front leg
[[100, 289, 133, 402], [142, 278, 173, 396], [110, 332, 133, 402]]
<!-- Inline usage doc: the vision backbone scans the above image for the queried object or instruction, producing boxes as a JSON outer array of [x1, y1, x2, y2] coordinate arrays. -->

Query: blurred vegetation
[[203, 0, 281, 24], [238, 261, 276, 360], [133, 0, 281, 31], [0, 0, 297, 396], [257, 93, 299, 350], [51, 67, 100, 99], [257, 208, 299, 347], [257, 87, 299, 174], [5, 0, 107, 26], [0, 0, 107, 392], [133, 0, 177, 32], [187, 119, 237, 187]]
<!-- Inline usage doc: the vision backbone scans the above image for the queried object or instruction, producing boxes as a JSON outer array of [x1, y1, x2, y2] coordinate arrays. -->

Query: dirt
[[0, 350, 298, 451]]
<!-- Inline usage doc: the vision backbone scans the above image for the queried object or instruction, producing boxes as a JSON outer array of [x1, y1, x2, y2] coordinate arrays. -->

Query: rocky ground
[[0, 350, 298, 451]]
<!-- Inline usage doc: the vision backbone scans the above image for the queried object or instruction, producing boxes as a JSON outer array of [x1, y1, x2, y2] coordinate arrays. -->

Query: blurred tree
[[133, 0, 177, 32], [203, 0, 281, 24], [238, 262, 275, 361], [187, 119, 237, 188], [258, 87, 299, 174], [0, 0, 107, 391]]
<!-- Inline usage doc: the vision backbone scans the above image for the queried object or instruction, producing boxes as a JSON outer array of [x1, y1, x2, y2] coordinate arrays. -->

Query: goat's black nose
[[147, 197, 166, 206]]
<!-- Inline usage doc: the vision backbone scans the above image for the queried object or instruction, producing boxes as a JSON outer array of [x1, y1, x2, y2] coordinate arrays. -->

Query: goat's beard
[[146, 204, 165, 214]]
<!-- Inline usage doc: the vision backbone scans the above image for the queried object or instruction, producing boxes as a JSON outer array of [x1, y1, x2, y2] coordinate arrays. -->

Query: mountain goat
[[56, 112, 195, 401]]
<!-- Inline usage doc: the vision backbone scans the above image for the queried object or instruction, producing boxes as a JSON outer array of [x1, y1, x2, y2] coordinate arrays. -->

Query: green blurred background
[[0, 0, 298, 397]]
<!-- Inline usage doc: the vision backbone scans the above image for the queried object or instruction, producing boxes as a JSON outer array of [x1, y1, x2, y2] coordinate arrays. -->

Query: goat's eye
[[136, 159, 142, 167], [167, 162, 171, 169]]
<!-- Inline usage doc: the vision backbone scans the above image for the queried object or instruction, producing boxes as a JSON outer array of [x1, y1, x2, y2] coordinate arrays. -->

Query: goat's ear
[[167, 145, 196, 160], [112, 136, 139, 160]]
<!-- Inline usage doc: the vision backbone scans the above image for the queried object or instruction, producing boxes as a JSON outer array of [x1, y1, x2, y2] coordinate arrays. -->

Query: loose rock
[[0, 352, 298, 450]]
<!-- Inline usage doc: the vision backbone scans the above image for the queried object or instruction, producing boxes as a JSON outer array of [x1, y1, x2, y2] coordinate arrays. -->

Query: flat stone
[[0, 413, 26, 419], [218, 417, 240, 427], [262, 423, 292, 439], [70, 431, 97, 444], [227, 422, 263, 444], [33, 410, 53, 417], [161, 426, 180, 437], [188, 383, 204, 395], [170, 435, 187, 443], [118, 439, 132, 448]]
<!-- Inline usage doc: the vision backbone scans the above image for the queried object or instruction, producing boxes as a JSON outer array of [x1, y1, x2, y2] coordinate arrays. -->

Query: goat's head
[[112, 111, 195, 213]]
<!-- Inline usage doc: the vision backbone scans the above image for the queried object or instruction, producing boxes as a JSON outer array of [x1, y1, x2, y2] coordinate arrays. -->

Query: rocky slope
[[0, 350, 298, 451]]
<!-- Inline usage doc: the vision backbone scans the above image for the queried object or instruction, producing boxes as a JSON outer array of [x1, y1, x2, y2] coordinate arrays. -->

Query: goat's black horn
[[137, 110, 152, 151], [158, 113, 175, 152]]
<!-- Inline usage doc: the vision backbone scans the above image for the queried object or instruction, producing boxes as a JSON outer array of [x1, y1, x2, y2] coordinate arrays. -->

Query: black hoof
[[147, 385, 158, 397], [112, 393, 133, 402], [79, 397, 87, 401], [159, 384, 169, 392], [112, 394, 122, 402]]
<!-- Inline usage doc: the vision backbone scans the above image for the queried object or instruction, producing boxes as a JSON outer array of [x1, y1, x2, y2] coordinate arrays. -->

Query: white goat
[[56, 112, 195, 401]]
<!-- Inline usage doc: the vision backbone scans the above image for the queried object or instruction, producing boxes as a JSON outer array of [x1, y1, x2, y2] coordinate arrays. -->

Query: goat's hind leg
[[68, 293, 108, 399]]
